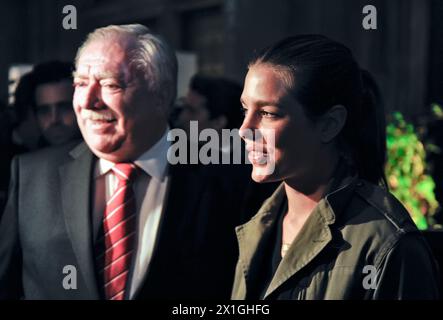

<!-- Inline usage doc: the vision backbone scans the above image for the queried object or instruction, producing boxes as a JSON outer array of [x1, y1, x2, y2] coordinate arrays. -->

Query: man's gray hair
[[75, 24, 178, 110]]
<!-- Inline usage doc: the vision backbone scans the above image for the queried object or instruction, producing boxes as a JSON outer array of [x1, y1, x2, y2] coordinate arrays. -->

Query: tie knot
[[112, 163, 138, 182]]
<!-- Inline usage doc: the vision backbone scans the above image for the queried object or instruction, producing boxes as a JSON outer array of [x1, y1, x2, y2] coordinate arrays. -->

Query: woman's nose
[[239, 112, 257, 141]]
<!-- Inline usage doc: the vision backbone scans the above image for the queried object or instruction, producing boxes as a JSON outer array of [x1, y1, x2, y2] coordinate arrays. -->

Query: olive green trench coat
[[232, 172, 439, 300]]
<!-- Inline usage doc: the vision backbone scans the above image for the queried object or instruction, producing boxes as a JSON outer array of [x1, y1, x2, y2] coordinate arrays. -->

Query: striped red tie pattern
[[95, 163, 138, 300]]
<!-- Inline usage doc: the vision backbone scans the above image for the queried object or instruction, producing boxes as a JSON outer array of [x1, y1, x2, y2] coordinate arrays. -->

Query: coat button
[[357, 181, 363, 187]]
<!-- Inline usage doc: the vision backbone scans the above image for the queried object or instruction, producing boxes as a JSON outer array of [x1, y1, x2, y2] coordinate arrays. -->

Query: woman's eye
[[241, 107, 249, 116], [103, 83, 121, 90], [260, 110, 278, 118]]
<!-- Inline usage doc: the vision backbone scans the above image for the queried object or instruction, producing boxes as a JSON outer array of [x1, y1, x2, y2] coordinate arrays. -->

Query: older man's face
[[73, 38, 167, 162]]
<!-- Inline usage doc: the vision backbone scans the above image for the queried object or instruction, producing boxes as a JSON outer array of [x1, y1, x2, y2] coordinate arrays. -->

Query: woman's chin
[[251, 167, 276, 183]]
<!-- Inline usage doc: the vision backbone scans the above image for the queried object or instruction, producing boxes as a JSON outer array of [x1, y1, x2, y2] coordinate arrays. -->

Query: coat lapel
[[262, 169, 358, 299], [59, 143, 99, 299], [263, 199, 334, 298], [236, 169, 358, 300], [235, 184, 284, 299]]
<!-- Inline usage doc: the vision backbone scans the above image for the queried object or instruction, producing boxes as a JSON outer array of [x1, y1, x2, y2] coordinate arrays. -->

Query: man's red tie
[[95, 163, 138, 300]]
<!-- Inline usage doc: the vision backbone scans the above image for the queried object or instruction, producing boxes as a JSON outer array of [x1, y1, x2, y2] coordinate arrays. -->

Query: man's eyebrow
[[72, 70, 126, 82], [96, 70, 124, 80]]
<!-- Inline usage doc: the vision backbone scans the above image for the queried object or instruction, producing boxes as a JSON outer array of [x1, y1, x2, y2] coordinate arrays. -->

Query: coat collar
[[235, 163, 358, 299]]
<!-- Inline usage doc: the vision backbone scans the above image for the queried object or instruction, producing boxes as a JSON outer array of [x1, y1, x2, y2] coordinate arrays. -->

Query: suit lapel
[[133, 163, 207, 298], [59, 143, 99, 299]]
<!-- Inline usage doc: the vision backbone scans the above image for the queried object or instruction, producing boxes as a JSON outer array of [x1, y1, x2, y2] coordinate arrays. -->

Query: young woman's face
[[239, 64, 325, 185]]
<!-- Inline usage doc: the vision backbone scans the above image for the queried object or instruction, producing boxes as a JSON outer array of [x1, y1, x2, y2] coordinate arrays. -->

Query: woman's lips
[[248, 150, 268, 165], [245, 144, 267, 152]]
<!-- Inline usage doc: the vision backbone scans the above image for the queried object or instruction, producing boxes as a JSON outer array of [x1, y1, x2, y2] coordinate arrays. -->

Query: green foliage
[[431, 103, 443, 119], [385, 112, 439, 230]]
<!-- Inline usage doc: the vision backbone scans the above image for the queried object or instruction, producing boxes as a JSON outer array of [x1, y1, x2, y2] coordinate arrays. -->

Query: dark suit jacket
[[0, 142, 274, 299]]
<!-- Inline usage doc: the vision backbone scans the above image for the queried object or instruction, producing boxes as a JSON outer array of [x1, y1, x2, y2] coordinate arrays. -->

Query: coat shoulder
[[352, 179, 418, 233], [335, 179, 433, 276], [16, 140, 86, 169]]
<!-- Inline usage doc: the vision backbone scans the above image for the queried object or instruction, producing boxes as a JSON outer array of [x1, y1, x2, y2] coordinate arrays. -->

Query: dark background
[[0, 0, 442, 120], [0, 0, 442, 298]]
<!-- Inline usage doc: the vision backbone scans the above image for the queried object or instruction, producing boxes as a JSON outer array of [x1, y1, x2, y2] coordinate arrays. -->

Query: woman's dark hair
[[250, 34, 387, 186]]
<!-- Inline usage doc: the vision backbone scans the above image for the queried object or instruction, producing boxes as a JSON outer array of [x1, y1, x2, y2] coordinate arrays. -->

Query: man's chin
[[86, 140, 121, 158]]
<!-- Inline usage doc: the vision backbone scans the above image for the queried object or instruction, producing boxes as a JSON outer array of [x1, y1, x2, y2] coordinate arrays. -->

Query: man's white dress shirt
[[92, 129, 170, 298]]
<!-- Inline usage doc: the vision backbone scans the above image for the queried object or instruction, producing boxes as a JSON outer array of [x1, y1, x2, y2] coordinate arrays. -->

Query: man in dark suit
[[0, 24, 257, 299]]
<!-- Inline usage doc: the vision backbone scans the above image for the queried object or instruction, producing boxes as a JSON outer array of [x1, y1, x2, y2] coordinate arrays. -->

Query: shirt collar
[[95, 127, 171, 181]]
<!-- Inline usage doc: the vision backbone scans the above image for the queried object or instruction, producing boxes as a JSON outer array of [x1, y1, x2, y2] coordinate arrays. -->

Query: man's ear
[[318, 105, 347, 143]]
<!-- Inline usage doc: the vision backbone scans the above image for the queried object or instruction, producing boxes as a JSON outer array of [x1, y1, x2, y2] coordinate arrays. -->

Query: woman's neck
[[280, 153, 339, 257], [283, 151, 340, 222], [284, 184, 325, 219]]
